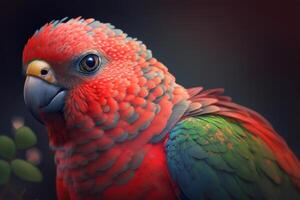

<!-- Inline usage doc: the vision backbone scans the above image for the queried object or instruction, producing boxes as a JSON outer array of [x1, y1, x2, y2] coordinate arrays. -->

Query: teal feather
[[166, 115, 300, 200]]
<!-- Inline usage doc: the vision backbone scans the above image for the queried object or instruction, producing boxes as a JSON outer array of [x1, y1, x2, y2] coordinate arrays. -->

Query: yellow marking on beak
[[26, 60, 56, 84]]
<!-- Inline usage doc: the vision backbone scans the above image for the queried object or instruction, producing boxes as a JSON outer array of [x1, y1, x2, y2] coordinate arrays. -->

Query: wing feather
[[184, 87, 300, 188], [166, 115, 300, 200]]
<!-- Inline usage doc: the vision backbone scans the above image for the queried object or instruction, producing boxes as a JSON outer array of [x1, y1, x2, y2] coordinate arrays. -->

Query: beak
[[24, 60, 67, 123]]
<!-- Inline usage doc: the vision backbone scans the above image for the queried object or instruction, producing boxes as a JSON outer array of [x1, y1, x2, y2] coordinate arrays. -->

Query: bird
[[22, 17, 300, 200]]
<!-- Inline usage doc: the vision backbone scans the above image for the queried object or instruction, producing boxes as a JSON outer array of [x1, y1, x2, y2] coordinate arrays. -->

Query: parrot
[[22, 17, 300, 200]]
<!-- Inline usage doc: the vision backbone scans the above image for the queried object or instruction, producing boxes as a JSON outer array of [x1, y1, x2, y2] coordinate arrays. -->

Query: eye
[[79, 54, 101, 73]]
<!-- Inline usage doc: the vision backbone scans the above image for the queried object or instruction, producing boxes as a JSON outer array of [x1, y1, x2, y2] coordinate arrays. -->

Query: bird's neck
[[46, 85, 190, 197], [43, 113, 70, 147]]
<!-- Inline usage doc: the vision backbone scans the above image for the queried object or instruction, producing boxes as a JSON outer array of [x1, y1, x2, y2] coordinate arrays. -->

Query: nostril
[[41, 69, 48, 76]]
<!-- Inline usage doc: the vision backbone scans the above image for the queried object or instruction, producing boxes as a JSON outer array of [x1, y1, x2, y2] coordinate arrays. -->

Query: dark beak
[[23, 60, 67, 123]]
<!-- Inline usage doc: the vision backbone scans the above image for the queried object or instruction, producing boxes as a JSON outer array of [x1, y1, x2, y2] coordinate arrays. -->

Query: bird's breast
[[55, 141, 179, 200]]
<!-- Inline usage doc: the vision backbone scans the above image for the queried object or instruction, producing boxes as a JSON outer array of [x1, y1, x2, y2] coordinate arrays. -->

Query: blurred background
[[0, 0, 299, 199]]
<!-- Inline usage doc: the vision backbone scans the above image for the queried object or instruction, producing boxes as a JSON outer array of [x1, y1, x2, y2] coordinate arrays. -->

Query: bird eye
[[79, 54, 101, 73]]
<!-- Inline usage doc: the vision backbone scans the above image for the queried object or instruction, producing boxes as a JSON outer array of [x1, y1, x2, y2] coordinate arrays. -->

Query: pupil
[[86, 56, 95, 68], [41, 69, 48, 75]]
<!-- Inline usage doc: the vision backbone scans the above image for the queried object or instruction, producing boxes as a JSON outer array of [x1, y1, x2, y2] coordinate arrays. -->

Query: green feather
[[220, 173, 250, 200], [166, 115, 300, 200]]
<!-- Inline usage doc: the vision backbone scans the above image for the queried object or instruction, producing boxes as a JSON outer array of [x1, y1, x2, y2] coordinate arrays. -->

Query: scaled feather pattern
[[22, 17, 300, 200]]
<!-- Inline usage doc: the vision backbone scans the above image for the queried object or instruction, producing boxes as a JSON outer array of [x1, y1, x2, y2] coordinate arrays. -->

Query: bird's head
[[23, 18, 184, 145], [23, 18, 156, 121]]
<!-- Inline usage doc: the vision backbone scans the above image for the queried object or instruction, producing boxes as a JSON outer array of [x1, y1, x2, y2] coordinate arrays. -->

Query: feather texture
[[166, 115, 300, 200], [22, 17, 300, 200], [184, 87, 300, 189]]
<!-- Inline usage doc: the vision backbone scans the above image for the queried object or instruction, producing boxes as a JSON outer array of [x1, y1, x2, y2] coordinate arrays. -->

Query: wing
[[166, 115, 300, 200], [184, 87, 300, 187]]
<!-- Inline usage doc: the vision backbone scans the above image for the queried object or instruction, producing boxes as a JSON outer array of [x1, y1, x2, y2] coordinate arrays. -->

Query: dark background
[[0, 0, 299, 199]]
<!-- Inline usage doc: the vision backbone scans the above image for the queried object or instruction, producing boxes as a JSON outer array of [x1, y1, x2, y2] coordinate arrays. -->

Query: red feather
[[22, 18, 300, 199]]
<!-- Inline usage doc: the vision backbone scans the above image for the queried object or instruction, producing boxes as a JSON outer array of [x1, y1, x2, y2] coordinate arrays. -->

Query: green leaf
[[15, 126, 37, 149], [0, 135, 16, 159], [0, 160, 11, 185], [11, 159, 42, 182]]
